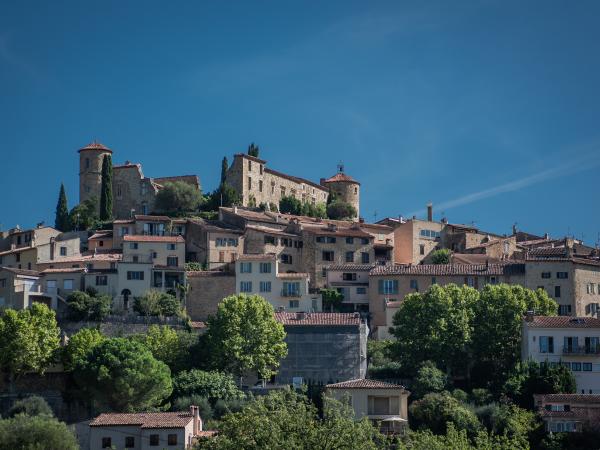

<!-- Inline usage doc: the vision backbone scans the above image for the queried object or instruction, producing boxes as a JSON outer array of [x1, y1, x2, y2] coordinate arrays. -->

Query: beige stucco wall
[[89, 424, 191, 450], [122, 240, 185, 268], [393, 220, 443, 265], [117, 262, 153, 298], [327, 387, 409, 421]]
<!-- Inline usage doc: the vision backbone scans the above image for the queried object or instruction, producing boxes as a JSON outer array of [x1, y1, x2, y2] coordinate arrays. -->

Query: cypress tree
[[247, 143, 259, 158], [99, 154, 113, 221], [54, 183, 70, 231], [221, 156, 228, 186]]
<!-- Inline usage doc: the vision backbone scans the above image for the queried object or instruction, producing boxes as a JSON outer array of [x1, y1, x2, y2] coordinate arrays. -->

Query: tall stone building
[[78, 141, 200, 219], [224, 153, 361, 217]]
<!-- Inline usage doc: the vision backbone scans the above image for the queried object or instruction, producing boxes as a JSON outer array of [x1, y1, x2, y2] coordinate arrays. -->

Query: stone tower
[[321, 164, 361, 220], [78, 141, 112, 206]]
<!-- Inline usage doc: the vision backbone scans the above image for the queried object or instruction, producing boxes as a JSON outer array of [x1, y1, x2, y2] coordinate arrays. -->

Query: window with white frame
[[259, 262, 272, 273], [240, 281, 252, 292], [63, 279, 74, 290], [378, 279, 398, 295], [260, 281, 272, 293], [282, 282, 300, 297], [240, 262, 252, 273]]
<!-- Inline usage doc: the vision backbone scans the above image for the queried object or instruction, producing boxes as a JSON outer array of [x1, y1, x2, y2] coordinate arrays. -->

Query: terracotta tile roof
[[322, 172, 360, 185], [237, 253, 276, 261], [196, 430, 218, 437], [303, 226, 372, 239], [38, 250, 122, 264], [326, 263, 375, 272], [0, 266, 40, 277], [113, 219, 135, 224], [245, 224, 298, 237], [113, 163, 141, 169], [386, 301, 403, 308], [528, 247, 568, 257], [89, 231, 113, 240], [190, 321, 207, 329], [189, 218, 243, 233], [0, 246, 36, 257], [134, 215, 172, 222], [153, 175, 200, 189], [326, 378, 406, 389], [359, 223, 394, 233], [186, 271, 234, 278], [525, 257, 600, 267], [40, 268, 87, 274], [234, 153, 267, 164], [90, 412, 192, 428], [370, 263, 525, 276], [275, 312, 361, 326], [537, 394, 600, 404], [526, 316, 600, 329], [221, 207, 284, 225], [277, 272, 309, 279], [78, 140, 112, 153], [451, 254, 501, 265], [538, 409, 589, 419], [123, 235, 185, 243]]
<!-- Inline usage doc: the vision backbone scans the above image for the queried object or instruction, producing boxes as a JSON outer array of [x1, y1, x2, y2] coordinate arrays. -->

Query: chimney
[[427, 203, 433, 222], [234, 206, 238, 214], [190, 405, 201, 435], [525, 310, 535, 322], [296, 311, 306, 320], [544, 232, 549, 240]]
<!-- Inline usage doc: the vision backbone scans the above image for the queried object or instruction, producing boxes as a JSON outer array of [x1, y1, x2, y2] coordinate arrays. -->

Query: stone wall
[[112, 165, 158, 219], [186, 271, 236, 320], [79, 149, 111, 205], [327, 180, 360, 219]]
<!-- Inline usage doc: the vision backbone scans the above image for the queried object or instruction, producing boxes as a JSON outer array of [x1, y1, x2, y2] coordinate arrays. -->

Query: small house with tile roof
[[534, 393, 600, 433], [326, 378, 410, 434]]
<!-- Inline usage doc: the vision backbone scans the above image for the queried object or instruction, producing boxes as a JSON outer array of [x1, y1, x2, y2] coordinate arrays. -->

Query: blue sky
[[1, 1, 600, 244]]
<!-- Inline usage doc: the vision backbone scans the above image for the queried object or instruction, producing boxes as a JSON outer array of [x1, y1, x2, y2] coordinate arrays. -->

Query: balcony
[[562, 346, 600, 356], [281, 290, 301, 298]]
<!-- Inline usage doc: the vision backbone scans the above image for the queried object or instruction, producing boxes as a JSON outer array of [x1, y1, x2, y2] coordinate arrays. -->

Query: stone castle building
[[224, 153, 360, 218], [78, 141, 200, 219]]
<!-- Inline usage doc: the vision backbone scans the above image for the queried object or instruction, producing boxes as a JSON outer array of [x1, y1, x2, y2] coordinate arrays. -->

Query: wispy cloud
[[407, 149, 600, 217]]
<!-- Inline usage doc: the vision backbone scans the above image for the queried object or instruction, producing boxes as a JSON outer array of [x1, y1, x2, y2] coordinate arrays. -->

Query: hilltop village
[[1, 140, 600, 449]]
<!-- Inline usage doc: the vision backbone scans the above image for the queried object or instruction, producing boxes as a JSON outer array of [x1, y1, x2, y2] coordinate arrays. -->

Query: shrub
[[134, 290, 181, 317], [155, 181, 202, 216], [7, 396, 53, 418], [66, 290, 111, 321], [431, 249, 451, 264], [452, 388, 469, 403], [326, 201, 357, 220], [172, 370, 243, 401], [172, 395, 213, 420], [471, 388, 493, 406], [409, 392, 481, 436], [411, 361, 447, 399], [0, 414, 78, 450]]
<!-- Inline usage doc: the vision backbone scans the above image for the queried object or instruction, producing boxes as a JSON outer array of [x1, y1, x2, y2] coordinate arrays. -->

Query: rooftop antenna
[[373, 210, 378, 222], [337, 161, 344, 173]]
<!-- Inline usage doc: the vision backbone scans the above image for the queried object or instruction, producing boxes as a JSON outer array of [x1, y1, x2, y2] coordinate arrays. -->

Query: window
[[316, 236, 326, 243], [247, 176, 252, 189], [558, 304, 571, 315], [129, 242, 138, 249], [346, 237, 354, 244], [541, 272, 551, 279], [322, 267, 327, 278], [149, 434, 159, 446], [152, 252, 158, 259], [0, 279, 5, 288], [259, 180, 263, 192], [356, 287, 367, 295], [342, 273, 357, 281], [215, 238, 225, 247], [132, 255, 139, 263], [240, 262, 252, 273], [264, 235, 276, 245], [326, 237, 336, 243], [410, 279, 418, 290], [96, 276, 108, 286], [101, 437, 112, 448], [345, 251, 354, 263], [419, 244, 425, 255], [227, 238, 238, 246], [167, 256, 179, 267], [419, 229, 441, 238], [583, 363, 593, 371], [168, 434, 178, 445], [27, 262, 31, 270], [219, 251, 225, 263], [572, 362, 582, 371], [379, 279, 399, 295], [281, 254, 292, 264], [63, 279, 73, 290], [142, 202, 148, 215], [585, 337, 600, 354], [60, 246, 67, 256], [289, 300, 300, 308], [248, 160, 252, 171], [557, 272, 569, 279], [125, 436, 135, 448], [120, 226, 129, 236], [47, 280, 56, 289], [564, 336, 578, 352], [466, 277, 475, 287], [539, 336, 554, 353], [16, 253, 20, 262], [555, 286, 561, 298], [281, 186, 286, 197], [283, 282, 300, 297], [127, 271, 144, 280], [98, 240, 104, 247], [116, 184, 123, 198], [141, 183, 147, 195], [361, 238, 369, 245], [431, 277, 437, 285], [322, 251, 334, 262], [260, 281, 272, 293], [361, 252, 370, 264], [259, 262, 272, 273], [240, 281, 252, 292], [167, 243, 176, 250]]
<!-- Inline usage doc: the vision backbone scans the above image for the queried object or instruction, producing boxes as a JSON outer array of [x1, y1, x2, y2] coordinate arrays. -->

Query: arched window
[[121, 289, 131, 310]]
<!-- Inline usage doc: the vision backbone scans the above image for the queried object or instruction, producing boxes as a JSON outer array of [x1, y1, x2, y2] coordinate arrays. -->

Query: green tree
[[74, 338, 172, 412], [489, 403, 538, 448], [0, 304, 60, 384], [62, 327, 106, 371], [194, 390, 386, 450], [203, 294, 287, 381], [203, 183, 241, 211], [327, 200, 357, 220], [431, 249, 451, 264], [0, 414, 78, 450], [7, 396, 54, 418], [503, 360, 576, 408], [66, 290, 111, 321], [135, 325, 195, 373], [99, 154, 113, 221], [247, 142, 260, 157], [279, 195, 302, 215], [220, 156, 228, 186], [471, 284, 557, 387], [69, 196, 99, 231], [54, 183, 70, 232], [409, 392, 481, 437], [155, 181, 203, 216], [390, 284, 477, 375], [133, 290, 181, 317], [172, 369, 243, 401], [411, 361, 448, 399], [320, 288, 344, 312]]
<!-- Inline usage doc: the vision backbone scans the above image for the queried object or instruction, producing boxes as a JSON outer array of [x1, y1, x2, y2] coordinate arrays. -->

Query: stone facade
[[185, 219, 244, 269], [320, 170, 361, 219], [186, 271, 236, 320]]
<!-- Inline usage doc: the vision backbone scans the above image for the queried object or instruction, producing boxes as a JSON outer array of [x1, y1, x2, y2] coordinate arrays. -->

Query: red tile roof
[[123, 235, 184, 243], [186, 271, 234, 278], [277, 272, 309, 279], [78, 140, 112, 153], [326, 263, 375, 272], [90, 412, 192, 428], [322, 172, 360, 185], [89, 231, 113, 240], [275, 312, 361, 326], [134, 215, 172, 221], [40, 268, 87, 274], [537, 394, 600, 404], [370, 263, 525, 276], [0, 267, 40, 277], [236, 253, 276, 261], [326, 378, 406, 389], [526, 316, 600, 329], [303, 225, 372, 239]]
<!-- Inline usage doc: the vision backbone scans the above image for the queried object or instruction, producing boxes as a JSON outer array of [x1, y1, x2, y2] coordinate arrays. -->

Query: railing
[[281, 290, 301, 298], [562, 346, 600, 355]]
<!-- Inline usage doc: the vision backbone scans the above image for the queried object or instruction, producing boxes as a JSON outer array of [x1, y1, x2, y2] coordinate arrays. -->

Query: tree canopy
[[74, 337, 172, 411], [155, 181, 202, 216], [172, 369, 243, 402], [327, 200, 357, 220], [133, 290, 182, 317], [99, 153, 113, 221], [133, 325, 195, 373], [69, 196, 99, 231], [431, 249, 451, 264], [54, 183, 70, 232], [203, 294, 287, 380], [61, 327, 106, 371], [220, 156, 228, 185], [0, 414, 78, 450], [7, 395, 54, 418], [247, 142, 260, 157], [66, 290, 111, 322]]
